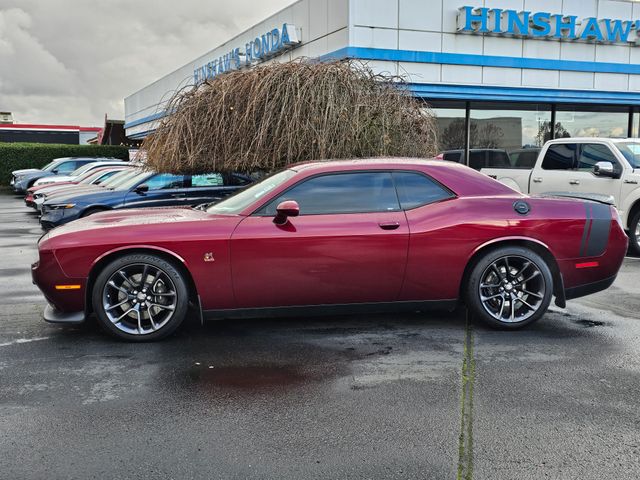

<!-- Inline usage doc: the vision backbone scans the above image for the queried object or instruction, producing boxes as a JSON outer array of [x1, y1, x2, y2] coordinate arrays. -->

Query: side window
[[468, 151, 485, 170], [259, 172, 400, 216], [144, 174, 185, 190], [94, 171, 118, 184], [191, 173, 224, 187], [577, 144, 618, 171], [392, 172, 453, 210], [55, 161, 77, 174], [230, 174, 252, 186], [443, 151, 462, 162], [515, 150, 538, 169], [541, 144, 577, 170], [487, 151, 510, 168]]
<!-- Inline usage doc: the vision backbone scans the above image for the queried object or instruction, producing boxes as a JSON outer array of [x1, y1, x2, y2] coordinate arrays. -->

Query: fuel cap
[[513, 200, 530, 215]]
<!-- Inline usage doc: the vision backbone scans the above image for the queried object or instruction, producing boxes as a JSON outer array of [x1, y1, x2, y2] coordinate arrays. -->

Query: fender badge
[[203, 252, 215, 262], [513, 201, 530, 215]]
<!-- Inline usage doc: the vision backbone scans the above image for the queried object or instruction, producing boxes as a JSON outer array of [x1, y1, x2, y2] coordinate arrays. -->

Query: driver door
[[230, 171, 409, 309]]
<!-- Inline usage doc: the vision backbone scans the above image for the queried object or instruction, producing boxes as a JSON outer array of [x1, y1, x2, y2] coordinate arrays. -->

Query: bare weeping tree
[[143, 60, 438, 174]]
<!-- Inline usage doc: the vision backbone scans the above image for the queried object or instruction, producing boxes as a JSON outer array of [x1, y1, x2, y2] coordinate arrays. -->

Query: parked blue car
[[39, 170, 252, 230]]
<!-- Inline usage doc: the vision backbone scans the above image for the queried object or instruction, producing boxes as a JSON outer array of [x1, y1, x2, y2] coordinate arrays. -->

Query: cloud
[[0, 0, 292, 125]]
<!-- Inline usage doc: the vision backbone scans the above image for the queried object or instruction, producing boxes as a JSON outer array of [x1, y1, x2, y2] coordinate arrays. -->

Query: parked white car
[[32, 159, 124, 187], [482, 138, 640, 254]]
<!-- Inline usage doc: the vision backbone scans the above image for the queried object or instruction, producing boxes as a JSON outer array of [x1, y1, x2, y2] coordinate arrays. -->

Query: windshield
[[112, 171, 150, 190], [77, 169, 104, 183], [616, 142, 640, 168], [42, 159, 68, 172], [100, 169, 139, 188], [207, 169, 297, 214], [69, 163, 98, 177]]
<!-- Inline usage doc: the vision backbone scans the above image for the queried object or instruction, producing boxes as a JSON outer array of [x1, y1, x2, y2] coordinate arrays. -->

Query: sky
[[0, 0, 292, 126]]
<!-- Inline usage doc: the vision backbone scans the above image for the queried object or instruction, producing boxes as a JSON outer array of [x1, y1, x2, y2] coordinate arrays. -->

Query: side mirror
[[273, 200, 299, 225], [593, 161, 616, 178], [135, 183, 149, 194], [52, 169, 59, 174]]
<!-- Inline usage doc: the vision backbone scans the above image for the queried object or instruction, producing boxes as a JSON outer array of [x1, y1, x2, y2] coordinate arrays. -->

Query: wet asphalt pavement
[[0, 192, 639, 479]]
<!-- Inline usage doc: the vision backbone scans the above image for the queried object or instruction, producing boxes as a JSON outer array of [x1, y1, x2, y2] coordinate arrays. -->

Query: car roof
[[287, 157, 517, 197], [289, 157, 444, 172], [547, 137, 634, 144]]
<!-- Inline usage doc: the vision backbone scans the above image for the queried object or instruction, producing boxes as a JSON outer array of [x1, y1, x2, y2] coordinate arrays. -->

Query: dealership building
[[125, 0, 640, 163]]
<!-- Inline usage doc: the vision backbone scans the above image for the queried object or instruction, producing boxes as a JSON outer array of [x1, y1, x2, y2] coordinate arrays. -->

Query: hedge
[[0, 143, 130, 185]]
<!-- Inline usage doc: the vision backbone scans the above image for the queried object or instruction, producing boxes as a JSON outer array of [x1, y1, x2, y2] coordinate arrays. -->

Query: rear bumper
[[43, 304, 85, 324], [565, 274, 617, 301]]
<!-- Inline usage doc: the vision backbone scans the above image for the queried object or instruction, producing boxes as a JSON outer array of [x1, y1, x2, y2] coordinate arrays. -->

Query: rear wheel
[[465, 246, 553, 329], [629, 211, 640, 256], [92, 253, 189, 341]]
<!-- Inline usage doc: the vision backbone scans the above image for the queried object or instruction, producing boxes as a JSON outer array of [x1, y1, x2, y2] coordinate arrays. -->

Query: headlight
[[48, 203, 76, 210]]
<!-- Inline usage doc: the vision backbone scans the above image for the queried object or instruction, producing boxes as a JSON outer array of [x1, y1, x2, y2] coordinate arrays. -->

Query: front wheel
[[629, 211, 640, 256], [465, 246, 553, 329], [92, 253, 189, 341]]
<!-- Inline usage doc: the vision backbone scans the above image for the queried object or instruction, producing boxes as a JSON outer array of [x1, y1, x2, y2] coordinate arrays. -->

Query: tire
[[92, 253, 189, 341], [465, 246, 553, 329], [629, 211, 640, 256], [81, 207, 108, 218]]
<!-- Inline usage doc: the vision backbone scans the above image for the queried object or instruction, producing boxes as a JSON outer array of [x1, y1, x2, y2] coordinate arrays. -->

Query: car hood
[[38, 175, 74, 184], [43, 188, 125, 205], [12, 168, 40, 176], [42, 184, 106, 199], [17, 171, 54, 182], [43, 207, 243, 245]]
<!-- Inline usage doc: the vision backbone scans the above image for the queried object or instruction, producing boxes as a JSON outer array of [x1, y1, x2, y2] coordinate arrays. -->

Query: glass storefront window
[[469, 102, 551, 169], [555, 105, 629, 139], [427, 101, 467, 162], [631, 108, 639, 138]]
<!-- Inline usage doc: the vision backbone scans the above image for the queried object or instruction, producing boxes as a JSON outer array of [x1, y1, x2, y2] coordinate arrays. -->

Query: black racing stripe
[[585, 203, 612, 257], [579, 203, 592, 257]]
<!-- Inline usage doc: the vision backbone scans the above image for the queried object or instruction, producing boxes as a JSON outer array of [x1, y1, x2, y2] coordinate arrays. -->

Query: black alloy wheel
[[466, 246, 553, 329], [92, 253, 189, 341]]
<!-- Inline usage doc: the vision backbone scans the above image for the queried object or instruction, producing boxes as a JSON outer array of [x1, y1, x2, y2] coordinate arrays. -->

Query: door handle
[[532, 177, 542, 183], [379, 222, 400, 230], [624, 179, 638, 185], [569, 180, 580, 185], [171, 193, 186, 198]]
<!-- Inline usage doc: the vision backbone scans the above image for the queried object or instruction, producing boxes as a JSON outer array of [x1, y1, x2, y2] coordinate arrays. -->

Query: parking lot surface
[[1, 192, 639, 479]]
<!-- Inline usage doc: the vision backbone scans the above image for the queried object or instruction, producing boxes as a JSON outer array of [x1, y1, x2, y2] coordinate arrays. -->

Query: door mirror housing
[[135, 183, 149, 194], [51, 169, 59, 174], [593, 161, 617, 178], [273, 200, 299, 225]]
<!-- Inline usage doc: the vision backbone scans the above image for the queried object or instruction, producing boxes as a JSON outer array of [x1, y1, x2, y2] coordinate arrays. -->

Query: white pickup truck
[[482, 138, 640, 254]]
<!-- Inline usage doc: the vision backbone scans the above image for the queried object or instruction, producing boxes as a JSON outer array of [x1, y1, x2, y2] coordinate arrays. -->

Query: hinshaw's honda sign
[[457, 6, 640, 45], [193, 23, 300, 84]]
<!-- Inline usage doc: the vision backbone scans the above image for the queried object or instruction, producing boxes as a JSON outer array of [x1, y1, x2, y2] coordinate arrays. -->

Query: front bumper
[[44, 304, 85, 324], [39, 206, 81, 230]]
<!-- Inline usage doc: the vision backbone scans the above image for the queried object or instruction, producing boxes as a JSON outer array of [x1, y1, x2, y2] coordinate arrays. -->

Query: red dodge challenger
[[32, 159, 628, 341]]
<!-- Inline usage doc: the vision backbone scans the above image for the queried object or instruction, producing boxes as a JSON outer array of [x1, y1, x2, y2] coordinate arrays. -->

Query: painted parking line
[[0, 336, 51, 348]]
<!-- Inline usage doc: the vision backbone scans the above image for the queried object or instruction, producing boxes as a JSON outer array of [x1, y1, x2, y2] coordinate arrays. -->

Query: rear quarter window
[[542, 144, 577, 170], [392, 172, 453, 209]]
